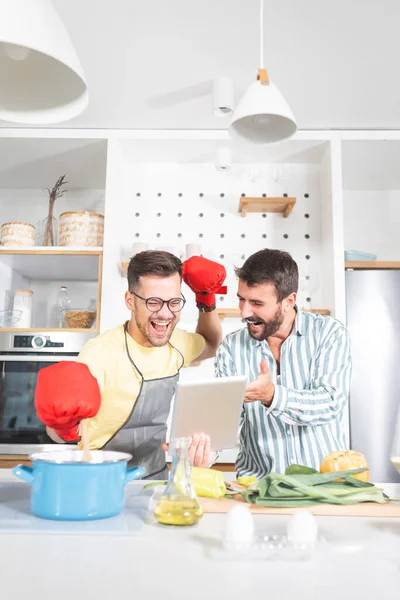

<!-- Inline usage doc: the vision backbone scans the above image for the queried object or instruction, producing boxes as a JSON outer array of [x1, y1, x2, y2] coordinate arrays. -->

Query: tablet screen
[[169, 375, 247, 449]]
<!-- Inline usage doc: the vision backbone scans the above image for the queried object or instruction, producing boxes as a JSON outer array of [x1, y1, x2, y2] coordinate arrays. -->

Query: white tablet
[[169, 375, 248, 449]]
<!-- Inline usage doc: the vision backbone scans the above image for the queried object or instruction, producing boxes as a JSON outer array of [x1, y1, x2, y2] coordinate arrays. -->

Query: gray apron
[[103, 325, 184, 480]]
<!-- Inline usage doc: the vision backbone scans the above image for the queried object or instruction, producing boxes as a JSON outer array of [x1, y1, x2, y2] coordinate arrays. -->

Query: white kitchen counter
[[0, 470, 399, 600]]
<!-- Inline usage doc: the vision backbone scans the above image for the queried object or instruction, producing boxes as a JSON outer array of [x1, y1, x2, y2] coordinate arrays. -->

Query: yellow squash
[[320, 450, 370, 482], [191, 467, 226, 498], [237, 475, 258, 488]]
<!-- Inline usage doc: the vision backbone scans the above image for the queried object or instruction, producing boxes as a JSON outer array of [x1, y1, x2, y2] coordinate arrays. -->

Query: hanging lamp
[[229, 0, 297, 144], [0, 0, 88, 124]]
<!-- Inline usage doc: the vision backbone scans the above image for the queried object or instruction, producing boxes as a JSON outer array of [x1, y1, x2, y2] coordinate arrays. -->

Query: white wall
[[344, 190, 400, 259]]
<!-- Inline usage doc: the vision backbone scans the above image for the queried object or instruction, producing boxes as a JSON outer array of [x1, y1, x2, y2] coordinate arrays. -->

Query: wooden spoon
[[81, 419, 93, 462]]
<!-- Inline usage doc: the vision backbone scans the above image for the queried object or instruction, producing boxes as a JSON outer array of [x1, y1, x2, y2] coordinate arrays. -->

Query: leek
[[240, 465, 390, 507]]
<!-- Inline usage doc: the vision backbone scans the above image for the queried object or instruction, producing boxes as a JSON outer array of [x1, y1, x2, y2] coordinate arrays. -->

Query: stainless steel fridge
[[346, 269, 400, 483]]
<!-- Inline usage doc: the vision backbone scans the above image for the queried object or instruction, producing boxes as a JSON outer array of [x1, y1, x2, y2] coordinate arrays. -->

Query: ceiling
[[1, 0, 399, 131]]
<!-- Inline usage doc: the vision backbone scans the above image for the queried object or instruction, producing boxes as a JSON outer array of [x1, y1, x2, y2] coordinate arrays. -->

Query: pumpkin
[[320, 450, 370, 482]]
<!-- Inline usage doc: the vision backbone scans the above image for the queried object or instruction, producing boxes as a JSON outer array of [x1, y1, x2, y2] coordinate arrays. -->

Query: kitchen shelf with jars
[[0, 248, 103, 333], [0, 137, 107, 333]]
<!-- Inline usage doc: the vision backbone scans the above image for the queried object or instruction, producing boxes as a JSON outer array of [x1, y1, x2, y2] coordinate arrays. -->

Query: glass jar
[[41, 216, 58, 246], [13, 289, 33, 328], [154, 437, 203, 526]]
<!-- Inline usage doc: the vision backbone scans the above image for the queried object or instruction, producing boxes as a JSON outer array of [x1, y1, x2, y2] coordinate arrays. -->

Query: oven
[[0, 331, 96, 453]]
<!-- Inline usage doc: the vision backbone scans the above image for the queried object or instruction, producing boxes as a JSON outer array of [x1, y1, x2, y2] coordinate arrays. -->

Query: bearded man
[[215, 248, 352, 478]]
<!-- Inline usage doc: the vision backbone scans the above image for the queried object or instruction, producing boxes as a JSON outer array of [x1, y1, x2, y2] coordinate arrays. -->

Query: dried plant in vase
[[43, 175, 68, 246]]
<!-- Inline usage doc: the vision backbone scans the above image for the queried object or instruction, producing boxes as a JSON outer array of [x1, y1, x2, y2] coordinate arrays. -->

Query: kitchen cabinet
[[0, 248, 103, 331], [342, 139, 400, 267], [0, 137, 107, 332]]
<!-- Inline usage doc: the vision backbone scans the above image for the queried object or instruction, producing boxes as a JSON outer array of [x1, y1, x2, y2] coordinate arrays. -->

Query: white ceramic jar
[[59, 211, 104, 247], [1, 222, 35, 247], [13, 289, 33, 328]]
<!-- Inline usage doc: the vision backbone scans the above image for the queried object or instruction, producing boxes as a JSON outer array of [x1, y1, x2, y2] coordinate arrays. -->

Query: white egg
[[287, 510, 318, 545], [223, 505, 254, 549]]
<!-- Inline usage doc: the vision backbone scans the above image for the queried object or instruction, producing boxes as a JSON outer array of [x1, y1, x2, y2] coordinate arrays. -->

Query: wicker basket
[[59, 211, 104, 247], [1, 222, 35, 247]]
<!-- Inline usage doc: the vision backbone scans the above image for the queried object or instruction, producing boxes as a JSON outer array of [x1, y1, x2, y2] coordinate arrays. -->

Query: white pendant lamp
[[229, 0, 297, 145], [0, 0, 88, 124]]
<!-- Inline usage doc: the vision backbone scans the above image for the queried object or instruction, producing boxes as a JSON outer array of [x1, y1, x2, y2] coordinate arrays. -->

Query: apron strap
[[124, 322, 185, 375], [124, 322, 144, 379], [169, 343, 185, 371]]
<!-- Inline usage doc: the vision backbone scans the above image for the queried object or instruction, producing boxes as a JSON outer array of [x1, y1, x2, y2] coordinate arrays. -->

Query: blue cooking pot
[[12, 450, 146, 521]]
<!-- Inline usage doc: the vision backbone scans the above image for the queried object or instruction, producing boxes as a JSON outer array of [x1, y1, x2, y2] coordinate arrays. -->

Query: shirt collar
[[293, 306, 305, 336]]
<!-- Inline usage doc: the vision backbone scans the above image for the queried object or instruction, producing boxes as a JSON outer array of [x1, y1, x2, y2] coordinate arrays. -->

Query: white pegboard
[[115, 162, 323, 327]]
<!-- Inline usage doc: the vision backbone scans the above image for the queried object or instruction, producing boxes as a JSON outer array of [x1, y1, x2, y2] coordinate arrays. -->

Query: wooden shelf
[[302, 308, 331, 315], [345, 261, 400, 269], [0, 247, 103, 281], [0, 247, 103, 255], [238, 197, 296, 218], [216, 308, 241, 320]]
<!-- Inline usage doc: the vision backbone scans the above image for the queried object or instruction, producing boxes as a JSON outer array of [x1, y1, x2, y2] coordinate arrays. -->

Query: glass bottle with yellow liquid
[[154, 437, 204, 526]]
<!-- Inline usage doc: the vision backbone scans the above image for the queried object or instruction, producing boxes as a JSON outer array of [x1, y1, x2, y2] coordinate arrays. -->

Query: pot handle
[[12, 465, 34, 484], [125, 466, 146, 484]]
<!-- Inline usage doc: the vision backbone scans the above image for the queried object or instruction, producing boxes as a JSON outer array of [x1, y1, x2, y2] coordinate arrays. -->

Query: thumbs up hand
[[243, 359, 275, 406]]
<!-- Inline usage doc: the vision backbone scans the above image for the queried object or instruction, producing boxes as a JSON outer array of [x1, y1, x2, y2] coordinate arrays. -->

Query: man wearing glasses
[[41, 250, 226, 479]]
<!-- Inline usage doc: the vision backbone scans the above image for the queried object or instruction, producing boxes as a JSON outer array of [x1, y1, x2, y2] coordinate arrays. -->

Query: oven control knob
[[32, 335, 47, 349]]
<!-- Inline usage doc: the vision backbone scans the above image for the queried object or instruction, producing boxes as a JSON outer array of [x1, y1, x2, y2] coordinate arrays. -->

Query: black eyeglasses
[[130, 290, 186, 313]]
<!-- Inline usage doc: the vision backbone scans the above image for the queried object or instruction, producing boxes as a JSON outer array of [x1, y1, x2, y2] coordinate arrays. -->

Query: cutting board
[[200, 495, 400, 517]]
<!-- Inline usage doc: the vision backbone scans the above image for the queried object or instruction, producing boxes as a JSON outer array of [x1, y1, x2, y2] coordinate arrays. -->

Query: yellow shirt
[[77, 324, 205, 449]]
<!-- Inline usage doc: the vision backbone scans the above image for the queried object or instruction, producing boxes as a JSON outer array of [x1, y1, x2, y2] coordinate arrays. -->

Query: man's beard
[[245, 307, 284, 341]]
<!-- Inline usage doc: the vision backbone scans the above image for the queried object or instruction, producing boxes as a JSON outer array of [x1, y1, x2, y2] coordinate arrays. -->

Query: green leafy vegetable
[[239, 466, 389, 507]]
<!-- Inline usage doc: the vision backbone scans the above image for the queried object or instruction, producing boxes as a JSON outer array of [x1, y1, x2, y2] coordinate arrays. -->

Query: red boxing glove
[[35, 361, 101, 442], [182, 256, 227, 312]]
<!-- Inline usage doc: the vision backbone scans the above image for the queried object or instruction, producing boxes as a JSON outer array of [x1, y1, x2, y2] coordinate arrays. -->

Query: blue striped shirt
[[215, 310, 351, 478]]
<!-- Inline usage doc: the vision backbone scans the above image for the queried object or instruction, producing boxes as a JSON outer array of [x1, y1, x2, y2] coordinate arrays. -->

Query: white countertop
[[0, 470, 399, 600]]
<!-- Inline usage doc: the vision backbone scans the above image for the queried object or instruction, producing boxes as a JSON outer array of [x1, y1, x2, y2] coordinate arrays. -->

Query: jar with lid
[[13, 289, 33, 328]]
